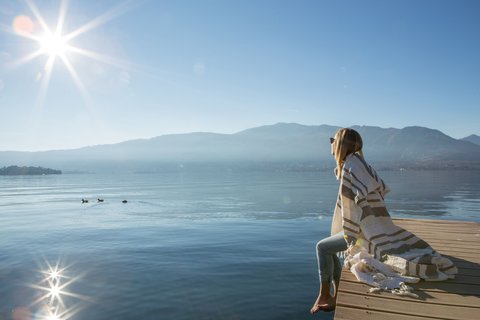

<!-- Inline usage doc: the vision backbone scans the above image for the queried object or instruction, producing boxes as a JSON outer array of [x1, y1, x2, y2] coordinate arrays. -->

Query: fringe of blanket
[[343, 244, 420, 298], [369, 283, 419, 298]]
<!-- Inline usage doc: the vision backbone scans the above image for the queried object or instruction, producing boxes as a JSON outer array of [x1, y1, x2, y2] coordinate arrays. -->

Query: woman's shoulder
[[344, 153, 368, 171]]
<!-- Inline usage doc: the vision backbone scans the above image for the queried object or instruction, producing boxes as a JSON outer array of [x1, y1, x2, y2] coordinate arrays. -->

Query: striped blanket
[[331, 153, 457, 289]]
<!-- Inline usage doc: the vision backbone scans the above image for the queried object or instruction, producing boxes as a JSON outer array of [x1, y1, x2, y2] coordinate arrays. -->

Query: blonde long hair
[[333, 128, 364, 179]]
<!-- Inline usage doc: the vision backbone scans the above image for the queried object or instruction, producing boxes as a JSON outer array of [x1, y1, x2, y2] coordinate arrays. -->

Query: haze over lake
[[2, 123, 480, 173]]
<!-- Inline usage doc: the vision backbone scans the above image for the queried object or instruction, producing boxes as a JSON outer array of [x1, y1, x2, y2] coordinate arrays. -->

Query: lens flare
[[13, 15, 35, 35]]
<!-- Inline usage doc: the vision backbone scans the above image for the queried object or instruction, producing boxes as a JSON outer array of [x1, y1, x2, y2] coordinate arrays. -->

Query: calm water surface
[[1, 169, 479, 320]]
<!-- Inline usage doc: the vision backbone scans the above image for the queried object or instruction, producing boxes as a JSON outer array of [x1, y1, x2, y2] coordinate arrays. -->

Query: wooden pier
[[335, 218, 480, 320]]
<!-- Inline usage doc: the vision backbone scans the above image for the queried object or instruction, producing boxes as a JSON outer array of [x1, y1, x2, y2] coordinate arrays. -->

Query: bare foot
[[310, 296, 336, 314]]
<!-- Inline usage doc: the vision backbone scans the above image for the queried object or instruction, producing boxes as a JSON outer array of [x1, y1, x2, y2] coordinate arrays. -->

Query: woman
[[310, 128, 456, 314]]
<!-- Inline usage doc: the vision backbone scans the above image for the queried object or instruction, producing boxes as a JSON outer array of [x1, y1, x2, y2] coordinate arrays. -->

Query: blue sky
[[0, 0, 479, 151]]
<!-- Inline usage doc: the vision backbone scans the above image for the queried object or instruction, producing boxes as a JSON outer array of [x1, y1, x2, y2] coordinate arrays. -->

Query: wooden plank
[[394, 220, 479, 227], [394, 228, 478, 234], [395, 227, 479, 233], [336, 291, 479, 320], [455, 268, 480, 276], [335, 307, 446, 320], [415, 236, 480, 241], [395, 232, 479, 239], [410, 282, 480, 295], [398, 232, 480, 240], [394, 221, 479, 227], [334, 218, 480, 320], [341, 271, 480, 286], [394, 219, 478, 225], [338, 281, 480, 307], [434, 248, 480, 256], [436, 253, 479, 261], [339, 279, 480, 296], [447, 260, 480, 270], [394, 229, 480, 235], [394, 220, 479, 229], [434, 248, 480, 255], [339, 278, 480, 296], [423, 242, 480, 251], [405, 231, 479, 237], [430, 245, 480, 254], [424, 239, 480, 246], [397, 229, 479, 235], [397, 231, 480, 239], [416, 237, 479, 243]]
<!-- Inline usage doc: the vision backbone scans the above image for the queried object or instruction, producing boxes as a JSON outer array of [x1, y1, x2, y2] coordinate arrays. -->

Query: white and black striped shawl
[[331, 153, 457, 281]]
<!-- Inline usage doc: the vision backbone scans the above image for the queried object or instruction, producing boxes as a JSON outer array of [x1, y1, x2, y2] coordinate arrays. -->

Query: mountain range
[[461, 134, 480, 146], [1, 123, 479, 172]]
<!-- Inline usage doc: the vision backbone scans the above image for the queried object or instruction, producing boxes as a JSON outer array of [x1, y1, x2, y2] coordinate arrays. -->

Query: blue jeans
[[316, 232, 348, 284]]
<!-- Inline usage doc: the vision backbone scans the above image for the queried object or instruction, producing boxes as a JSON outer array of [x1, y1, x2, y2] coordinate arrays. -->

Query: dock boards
[[334, 218, 480, 320]]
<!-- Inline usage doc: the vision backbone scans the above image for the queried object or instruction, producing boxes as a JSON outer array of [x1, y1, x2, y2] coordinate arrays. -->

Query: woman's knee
[[316, 235, 346, 255], [316, 239, 330, 255]]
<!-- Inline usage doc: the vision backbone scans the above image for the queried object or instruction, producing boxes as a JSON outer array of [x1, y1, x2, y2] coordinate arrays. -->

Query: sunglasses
[[330, 137, 335, 144]]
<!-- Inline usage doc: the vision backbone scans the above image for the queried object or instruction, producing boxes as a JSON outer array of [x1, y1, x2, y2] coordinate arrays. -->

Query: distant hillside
[[353, 126, 480, 162], [461, 134, 480, 146], [0, 123, 479, 171], [0, 166, 61, 175]]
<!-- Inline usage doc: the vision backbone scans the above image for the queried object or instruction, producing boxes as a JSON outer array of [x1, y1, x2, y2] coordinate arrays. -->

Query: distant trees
[[0, 165, 61, 175]]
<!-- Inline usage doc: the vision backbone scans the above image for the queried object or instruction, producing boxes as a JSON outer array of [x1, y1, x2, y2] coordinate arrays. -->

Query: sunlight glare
[[49, 269, 60, 280], [39, 32, 69, 57], [49, 284, 61, 301], [44, 307, 63, 320], [10, 0, 135, 106], [25, 259, 90, 320], [43, 264, 65, 281]]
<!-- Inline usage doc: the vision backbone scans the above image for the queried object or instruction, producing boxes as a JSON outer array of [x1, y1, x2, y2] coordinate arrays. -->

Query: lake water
[[1, 168, 479, 320]]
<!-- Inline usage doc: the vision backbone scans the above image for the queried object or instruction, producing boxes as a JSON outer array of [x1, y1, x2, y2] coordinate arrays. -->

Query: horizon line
[[1, 122, 477, 153]]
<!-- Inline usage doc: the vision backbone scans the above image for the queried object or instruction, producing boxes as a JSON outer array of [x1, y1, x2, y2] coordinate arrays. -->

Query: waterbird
[[97, 198, 104, 202], [81, 199, 89, 203], [122, 200, 128, 203]]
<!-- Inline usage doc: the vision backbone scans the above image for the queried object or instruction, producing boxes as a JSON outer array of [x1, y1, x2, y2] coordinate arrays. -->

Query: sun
[[39, 32, 69, 57], [10, 0, 134, 105]]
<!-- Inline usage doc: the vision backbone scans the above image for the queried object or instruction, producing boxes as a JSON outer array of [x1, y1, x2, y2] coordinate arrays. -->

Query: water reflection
[[21, 260, 86, 320]]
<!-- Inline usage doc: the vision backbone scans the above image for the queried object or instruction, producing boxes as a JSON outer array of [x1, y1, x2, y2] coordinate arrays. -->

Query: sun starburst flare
[[28, 259, 89, 320], [9, 0, 135, 105]]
